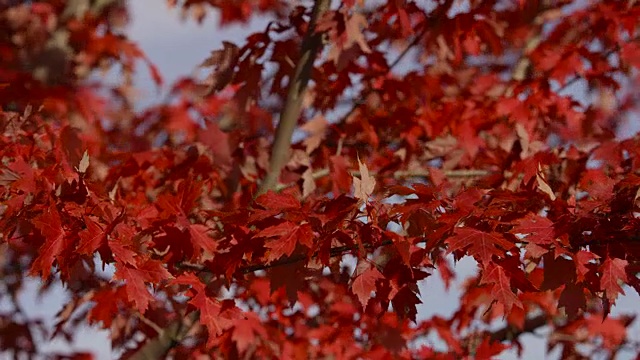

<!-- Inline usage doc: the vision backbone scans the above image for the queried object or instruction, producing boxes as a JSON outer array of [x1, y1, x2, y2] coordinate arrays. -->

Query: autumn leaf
[[76, 217, 105, 255], [559, 282, 586, 320], [231, 313, 267, 354], [475, 338, 507, 359], [87, 287, 126, 328], [76, 150, 90, 174], [536, 164, 556, 200], [574, 250, 599, 283], [189, 224, 217, 257], [30, 204, 65, 278], [259, 222, 313, 262], [2, 0, 640, 357], [511, 213, 556, 245], [353, 157, 376, 201], [301, 115, 328, 154], [351, 266, 383, 308], [200, 41, 239, 93], [114, 263, 155, 314], [480, 263, 523, 312], [254, 190, 301, 211], [446, 227, 513, 265], [173, 273, 240, 347], [600, 257, 628, 303]]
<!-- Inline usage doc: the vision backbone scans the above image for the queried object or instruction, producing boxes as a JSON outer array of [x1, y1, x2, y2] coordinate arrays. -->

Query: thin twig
[[136, 313, 164, 335], [275, 167, 491, 191]]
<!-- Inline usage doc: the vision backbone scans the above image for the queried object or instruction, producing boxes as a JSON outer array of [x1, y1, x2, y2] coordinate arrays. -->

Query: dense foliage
[[1, 0, 640, 358]]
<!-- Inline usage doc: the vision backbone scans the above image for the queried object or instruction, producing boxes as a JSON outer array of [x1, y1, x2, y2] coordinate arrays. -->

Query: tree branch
[[126, 312, 199, 360], [489, 314, 548, 343], [275, 168, 491, 191], [127, 2, 331, 357], [257, 0, 331, 195]]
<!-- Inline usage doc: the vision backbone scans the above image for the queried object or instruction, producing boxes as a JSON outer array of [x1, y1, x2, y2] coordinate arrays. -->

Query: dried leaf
[[353, 157, 376, 201]]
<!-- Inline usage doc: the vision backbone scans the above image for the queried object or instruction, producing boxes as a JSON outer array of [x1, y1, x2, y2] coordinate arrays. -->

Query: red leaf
[[475, 338, 507, 358], [586, 316, 629, 350], [575, 250, 599, 283], [30, 205, 65, 278], [109, 238, 138, 266], [559, 282, 586, 320], [600, 257, 628, 303], [254, 221, 293, 238], [189, 224, 217, 257], [447, 227, 513, 264], [198, 122, 233, 167], [76, 217, 105, 255], [138, 259, 173, 283], [330, 155, 352, 194], [262, 223, 313, 261], [87, 287, 126, 327], [351, 266, 383, 308], [480, 263, 522, 312], [621, 42, 640, 68], [391, 286, 421, 322], [231, 313, 267, 354], [512, 213, 555, 245], [254, 191, 300, 211], [173, 273, 240, 347], [114, 263, 155, 313], [5, 157, 37, 194]]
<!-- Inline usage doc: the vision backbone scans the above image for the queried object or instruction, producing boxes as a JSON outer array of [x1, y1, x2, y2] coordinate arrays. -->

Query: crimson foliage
[[1, 1, 640, 358]]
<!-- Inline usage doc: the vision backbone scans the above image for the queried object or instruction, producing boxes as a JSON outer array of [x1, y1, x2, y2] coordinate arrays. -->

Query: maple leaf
[[109, 237, 138, 266], [447, 227, 513, 265], [87, 287, 126, 328], [480, 263, 522, 312], [200, 41, 239, 93], [231, 313, 267, 354], [600, 257, 628, 303], [173, 273, 241, 347], [345, 13, 372, 54], [330, 155, 352, 193], [258, 222, 313, 262], [559, 282, 586, 320], [574, 250, 599, 283], [254, 190, 301, 211], [198, 121, 233, 166], [30, 204, 65, 278], [586, 316, 629, 350], [541, 254, 576, 291], [512, 213, 555, 245], [189, 224, 217, 257], [5, 157, 37, 194], [76, 217, 105, 255], [391, 286, 421, 322], [114, 263, 155, 314], [351, 266, 383, 308], [475, 338, 507, 358], [4, 0, 640, 357], [268, 262, 306, 304], [353, 157, 376, 201]]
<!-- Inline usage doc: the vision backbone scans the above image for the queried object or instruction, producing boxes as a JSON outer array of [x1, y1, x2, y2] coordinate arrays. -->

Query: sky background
[[10, 1, 640, 359]]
